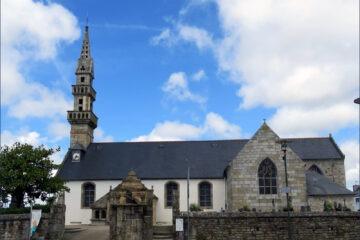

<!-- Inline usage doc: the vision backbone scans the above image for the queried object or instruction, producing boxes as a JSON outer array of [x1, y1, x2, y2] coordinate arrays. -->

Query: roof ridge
[[92, 136, 334, 145], [91, 139, 250, 144], [285, 137, 330, 140]]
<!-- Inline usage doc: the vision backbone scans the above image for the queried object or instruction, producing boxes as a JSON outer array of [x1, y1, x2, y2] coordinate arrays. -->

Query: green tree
[[0, 142, 69, 208]]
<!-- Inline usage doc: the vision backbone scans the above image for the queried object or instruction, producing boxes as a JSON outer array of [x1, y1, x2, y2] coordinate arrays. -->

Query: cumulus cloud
[[158, 0, 358, 137], [340, 140, 360, 189], [151, 24, 214, 50], [178, 25, 214, 50], [1, 130, 46, 146], [150, 28, 176, 46], [203, 112, 241, 138], [131, 112, 241, 141], [131, 121, 203, 142], [162, 72, 206, 105], [47, 121, 70, 141], [191, 69, 206, 81], [1, 0, 79, 118], [214, 0, 359, 136], [0, 129, 67, 165], [94, 128, 114, 142]]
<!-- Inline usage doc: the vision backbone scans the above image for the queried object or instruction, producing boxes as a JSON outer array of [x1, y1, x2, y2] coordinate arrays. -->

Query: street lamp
[[280, 141, 291, 211], [280, 140, 292, 240]]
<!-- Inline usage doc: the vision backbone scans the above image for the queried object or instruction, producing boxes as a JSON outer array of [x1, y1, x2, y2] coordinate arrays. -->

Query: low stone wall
[[175, 212, 360, 240], [0, 204, 65, 240]]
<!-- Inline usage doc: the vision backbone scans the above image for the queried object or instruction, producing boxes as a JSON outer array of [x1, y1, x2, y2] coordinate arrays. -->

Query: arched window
[[165, 182, 179, 207], [199, 182, 212, 208], [82, 182, 95, 208], [258, 158, 277, 194], [309, 165, 323, 175]]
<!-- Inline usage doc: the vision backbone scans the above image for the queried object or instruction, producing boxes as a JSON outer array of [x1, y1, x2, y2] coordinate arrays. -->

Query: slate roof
[[286, 137, 344, 160], [58, 137, 344, 181], [306, 171, 354, 196]]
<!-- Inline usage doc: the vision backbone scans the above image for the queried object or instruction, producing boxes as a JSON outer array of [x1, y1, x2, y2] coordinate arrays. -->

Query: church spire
[[76, 24, 94, 77], [67, 25, 97, 149], [80, 25, 91, 59]]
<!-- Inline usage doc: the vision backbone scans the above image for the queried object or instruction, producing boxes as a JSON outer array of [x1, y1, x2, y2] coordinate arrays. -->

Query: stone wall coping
[[0, 213, 50, 221], [178, 211, 360, 219]]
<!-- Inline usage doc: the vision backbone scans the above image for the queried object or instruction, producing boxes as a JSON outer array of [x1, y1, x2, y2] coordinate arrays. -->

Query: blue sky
[[1, 0, 359, 188]]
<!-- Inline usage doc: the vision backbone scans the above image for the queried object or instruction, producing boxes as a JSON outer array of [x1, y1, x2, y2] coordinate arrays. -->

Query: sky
[[1, 0, 359, 189]]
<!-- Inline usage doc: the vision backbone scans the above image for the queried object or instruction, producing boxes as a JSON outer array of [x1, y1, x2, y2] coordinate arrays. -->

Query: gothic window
[[258, 158, 277, 195], [165, 181, 179, 207], [309, 165, 323, 175], [82, 182, 95, 208], [80, 76, 85, 82], [79, 106, 83, 111], [81, 66, 85, 71], [199, 182, 212, 208]]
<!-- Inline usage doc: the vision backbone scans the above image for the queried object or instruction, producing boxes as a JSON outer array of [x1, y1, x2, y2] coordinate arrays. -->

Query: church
[[57, 26, 354, 225]]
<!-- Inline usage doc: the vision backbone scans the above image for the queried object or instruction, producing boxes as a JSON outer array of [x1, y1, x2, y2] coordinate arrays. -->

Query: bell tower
[[67, 25, 97, 148]]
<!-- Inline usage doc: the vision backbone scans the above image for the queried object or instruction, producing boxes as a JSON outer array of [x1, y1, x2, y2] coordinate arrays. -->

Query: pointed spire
[[76, 24, 93, 76], [80, 25, 91, 59]]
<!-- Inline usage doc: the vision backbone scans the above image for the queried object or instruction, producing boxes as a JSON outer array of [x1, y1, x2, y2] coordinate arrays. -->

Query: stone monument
[[109, 171, 154, 240]]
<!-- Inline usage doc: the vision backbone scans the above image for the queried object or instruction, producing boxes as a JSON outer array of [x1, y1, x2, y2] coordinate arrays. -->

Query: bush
[[238, 205, 251, 212], [323, 200, 334, 212], [0, 204, 51, 215], [190, 203, 202, 212]]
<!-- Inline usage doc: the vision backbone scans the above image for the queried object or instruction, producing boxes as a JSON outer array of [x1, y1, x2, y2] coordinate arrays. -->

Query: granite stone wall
[[226, 123, 308, 212], [0, 204, 65, 240], [304, 159, 346, 186], [175, 212, 360, 240]]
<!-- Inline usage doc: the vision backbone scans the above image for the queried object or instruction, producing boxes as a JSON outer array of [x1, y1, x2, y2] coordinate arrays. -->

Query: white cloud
[[204, 112, 241, 138], [151, 24, 214, 50], [191, 69, 206, 81], [94, 128, 114, 142], [131, 112, 241, 141], [161, 1, 358, 137], [213, 0, 358, 136], [132, 121, 203, 142], [178, 24, 214, 50], [340, 140, 359, 189], [1, 130, 46, 146], [47, 121, 70, 141], [1, 0, 79, 118], [269, 104, 357, 137], [150, 28, 175, 46], [162, 72, 206, 105]]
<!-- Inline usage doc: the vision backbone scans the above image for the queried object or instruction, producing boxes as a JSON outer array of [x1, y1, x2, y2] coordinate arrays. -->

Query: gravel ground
[[63, 225, 109, 240]]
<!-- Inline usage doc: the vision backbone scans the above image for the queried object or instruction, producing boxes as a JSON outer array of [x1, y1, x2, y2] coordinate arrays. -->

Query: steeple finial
[[85, 14, 89, 31]]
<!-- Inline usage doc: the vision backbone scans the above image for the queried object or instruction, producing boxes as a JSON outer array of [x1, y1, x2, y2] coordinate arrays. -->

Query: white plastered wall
[[64, 179, 226, 225]]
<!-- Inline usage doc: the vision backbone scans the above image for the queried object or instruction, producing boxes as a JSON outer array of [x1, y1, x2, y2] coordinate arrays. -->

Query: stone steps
[[153, 225, 173, 240]]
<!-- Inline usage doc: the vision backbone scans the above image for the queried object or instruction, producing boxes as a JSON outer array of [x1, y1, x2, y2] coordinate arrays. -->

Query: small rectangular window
[[79, 106, 83, 111], [80, 77, 85, 82], [78, 99, 83, 104]]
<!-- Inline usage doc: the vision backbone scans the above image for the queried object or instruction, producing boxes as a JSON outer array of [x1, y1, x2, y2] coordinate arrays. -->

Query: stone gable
[[226, 123, 307, 211]]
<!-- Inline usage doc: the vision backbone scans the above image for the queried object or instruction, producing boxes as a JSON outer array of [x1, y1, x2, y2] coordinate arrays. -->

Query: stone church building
[[58, 26, 354, 225]]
